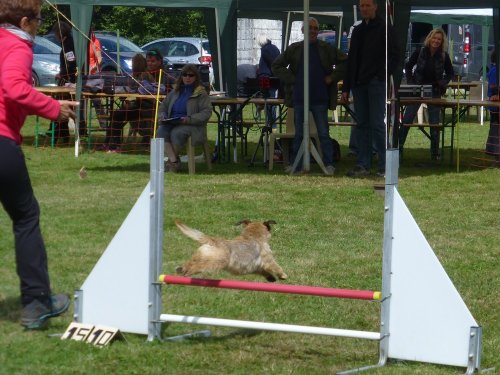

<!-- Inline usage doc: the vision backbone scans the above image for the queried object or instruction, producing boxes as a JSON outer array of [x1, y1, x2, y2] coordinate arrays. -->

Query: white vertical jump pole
[[336, 150, 401, 375], [147, 139, 164, 341], [74, 144, 485, 374]]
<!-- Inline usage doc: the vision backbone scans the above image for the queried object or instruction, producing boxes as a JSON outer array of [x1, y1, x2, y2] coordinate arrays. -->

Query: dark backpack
[[331, 137, 341, 162]]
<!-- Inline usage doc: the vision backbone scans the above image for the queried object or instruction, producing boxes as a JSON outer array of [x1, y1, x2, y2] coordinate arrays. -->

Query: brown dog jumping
[[175, 219, 288, 282]]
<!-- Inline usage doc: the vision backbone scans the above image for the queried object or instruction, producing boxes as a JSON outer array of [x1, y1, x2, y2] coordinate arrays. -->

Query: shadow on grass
[[90, 163, 151, 173], [0, 296, 21, 323], [188, 142, 491, 178], [399, 147, 489, 176], [170, 328, 262, 343], [23, 133, 491, 177]]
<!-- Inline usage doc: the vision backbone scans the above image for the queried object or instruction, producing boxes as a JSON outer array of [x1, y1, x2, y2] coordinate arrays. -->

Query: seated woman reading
[[157, 64, 212, 172]]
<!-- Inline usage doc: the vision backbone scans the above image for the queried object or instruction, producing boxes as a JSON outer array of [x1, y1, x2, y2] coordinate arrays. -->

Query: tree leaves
[[40, 5, 207, 46]]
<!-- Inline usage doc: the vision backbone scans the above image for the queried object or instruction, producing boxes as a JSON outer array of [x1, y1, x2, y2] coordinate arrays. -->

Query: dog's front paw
[[279, 273, 288, 280], [265, 275, 277, 282]]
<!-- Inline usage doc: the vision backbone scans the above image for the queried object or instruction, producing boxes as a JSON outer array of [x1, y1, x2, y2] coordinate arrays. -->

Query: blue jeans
[[292, 105, 333, 166], [400, 90, 441, 157], [352, 79, 386, 171]]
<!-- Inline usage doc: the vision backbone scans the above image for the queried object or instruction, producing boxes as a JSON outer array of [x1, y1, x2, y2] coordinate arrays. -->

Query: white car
[[141, 37, 213, 84], [33, 36, 60, 86]]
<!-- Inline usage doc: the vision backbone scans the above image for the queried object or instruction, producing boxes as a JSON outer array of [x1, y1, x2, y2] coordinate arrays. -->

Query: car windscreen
[[202, 41, 211, 54], [34, 37, 61, 54], [98, 36, 143, 53]]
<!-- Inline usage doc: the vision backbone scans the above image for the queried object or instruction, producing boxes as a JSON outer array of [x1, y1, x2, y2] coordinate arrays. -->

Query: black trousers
[[0, 136, 51, 305]]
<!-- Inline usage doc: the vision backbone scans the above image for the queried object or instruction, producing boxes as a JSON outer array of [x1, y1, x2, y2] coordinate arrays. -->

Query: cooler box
[[398, 84, 432, 99]]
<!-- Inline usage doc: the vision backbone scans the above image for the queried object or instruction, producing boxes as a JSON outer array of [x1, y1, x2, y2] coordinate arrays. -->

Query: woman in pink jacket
[[0, 0, 78, 329]]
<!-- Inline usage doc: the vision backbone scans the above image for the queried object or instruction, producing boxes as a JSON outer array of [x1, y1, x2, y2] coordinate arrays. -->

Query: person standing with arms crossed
[[0, 0, 78, 329], [273, 17, 346, 175], [399, 28, 454, 160], [342, 0, 400, 177]]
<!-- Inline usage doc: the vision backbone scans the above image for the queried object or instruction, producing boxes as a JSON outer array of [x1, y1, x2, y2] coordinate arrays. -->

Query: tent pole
[[302, 0, 310, 172]]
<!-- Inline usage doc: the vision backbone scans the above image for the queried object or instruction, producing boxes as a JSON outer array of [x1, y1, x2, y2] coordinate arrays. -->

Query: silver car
[[141, 37, 213, 83], [32, 36, 60, 86]]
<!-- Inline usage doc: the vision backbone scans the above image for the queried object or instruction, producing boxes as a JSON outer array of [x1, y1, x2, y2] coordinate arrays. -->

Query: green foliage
[[39, 4, 70, 35], [95, 6, 206, 45], [39, 5, 207, 46]]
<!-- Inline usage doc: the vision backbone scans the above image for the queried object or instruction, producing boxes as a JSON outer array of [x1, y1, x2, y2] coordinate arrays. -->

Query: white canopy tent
[[411, 8, 493, 23]]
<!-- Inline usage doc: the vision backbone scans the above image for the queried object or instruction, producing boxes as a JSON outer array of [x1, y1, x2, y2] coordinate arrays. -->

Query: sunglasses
[[182, 73, 196, 78], [146, 50, 161, 57]]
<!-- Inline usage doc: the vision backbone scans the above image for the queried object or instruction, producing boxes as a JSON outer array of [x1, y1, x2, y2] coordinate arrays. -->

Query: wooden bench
[[328, 121, 356, 127], [403, 123, 443, 128], [402, 123, 445, 138]]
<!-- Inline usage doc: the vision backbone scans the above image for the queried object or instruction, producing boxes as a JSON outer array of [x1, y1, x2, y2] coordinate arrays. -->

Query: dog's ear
[[263, 220, 277, 231], [236, 220, 251, 226]]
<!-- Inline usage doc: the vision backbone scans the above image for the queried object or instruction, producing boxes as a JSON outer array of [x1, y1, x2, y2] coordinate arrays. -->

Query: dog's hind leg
[[176, 247, 228, 276], [176, 260, 213, 276], [176, 259, 216, 276]]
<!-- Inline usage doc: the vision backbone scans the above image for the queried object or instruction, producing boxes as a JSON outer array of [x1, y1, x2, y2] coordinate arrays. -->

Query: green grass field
[[0, 113, 498, 375]]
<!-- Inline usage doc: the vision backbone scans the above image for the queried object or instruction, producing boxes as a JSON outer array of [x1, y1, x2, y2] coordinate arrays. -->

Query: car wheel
[[32, 71, 40, 87]]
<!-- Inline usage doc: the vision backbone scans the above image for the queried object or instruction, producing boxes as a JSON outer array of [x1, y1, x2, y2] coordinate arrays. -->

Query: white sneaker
[[324, 165, 335, 176]]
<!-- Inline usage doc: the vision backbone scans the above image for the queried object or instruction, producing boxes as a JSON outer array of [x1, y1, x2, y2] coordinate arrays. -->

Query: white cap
[[256, 34, 270, 47]]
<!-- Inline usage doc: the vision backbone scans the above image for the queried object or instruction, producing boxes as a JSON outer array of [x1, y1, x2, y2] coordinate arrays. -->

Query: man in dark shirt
[[273, 17, 346, 175], [52, 21, 76, 84], [50, 21, 79, 143], [342, 0, 400, 177]]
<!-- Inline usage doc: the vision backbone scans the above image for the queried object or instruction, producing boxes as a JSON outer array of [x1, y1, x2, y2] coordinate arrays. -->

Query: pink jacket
[[0, 28, 60, 144]]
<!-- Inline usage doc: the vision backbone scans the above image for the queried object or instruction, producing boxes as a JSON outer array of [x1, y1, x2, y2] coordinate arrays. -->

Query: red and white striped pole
[[159, 275, 381, 301]]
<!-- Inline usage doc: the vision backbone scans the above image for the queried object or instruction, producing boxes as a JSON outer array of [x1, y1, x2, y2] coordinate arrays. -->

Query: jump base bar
[[160, 314, 381, 340]]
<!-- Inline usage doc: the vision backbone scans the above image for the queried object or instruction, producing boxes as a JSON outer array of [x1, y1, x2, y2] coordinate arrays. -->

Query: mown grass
[[0, 112, 498, 375]]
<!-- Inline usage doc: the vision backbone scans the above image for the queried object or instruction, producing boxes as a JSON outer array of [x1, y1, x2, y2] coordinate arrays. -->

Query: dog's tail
[[175, 219, 213, 244]]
